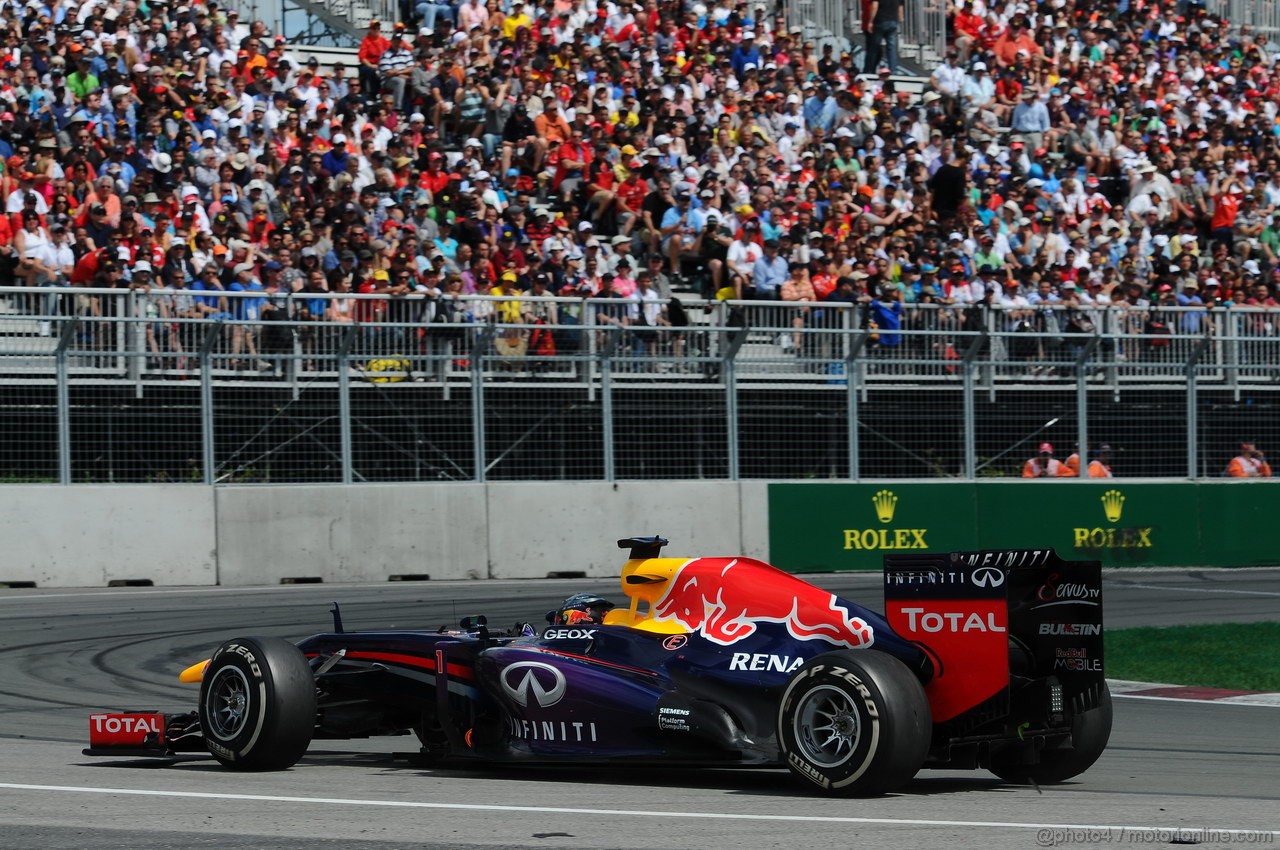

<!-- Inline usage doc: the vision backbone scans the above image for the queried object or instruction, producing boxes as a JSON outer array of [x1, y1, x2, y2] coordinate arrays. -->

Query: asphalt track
[[2, 568, 1279, 850]]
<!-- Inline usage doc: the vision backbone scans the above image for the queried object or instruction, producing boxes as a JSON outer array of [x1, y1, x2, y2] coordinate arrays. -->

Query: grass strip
[[1105, 622, 1280, 691]]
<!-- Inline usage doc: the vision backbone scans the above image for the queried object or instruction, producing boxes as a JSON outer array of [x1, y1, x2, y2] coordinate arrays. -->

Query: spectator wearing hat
[[660, 190, 707, 285], [961, 61, 996, 116], [751, 239, 789, 301], [1023, 442, 1073, 478], [993, 16, 1042, 68], [930, 50, 966, 104], [1226, 441, 1272, 478], [1087, 444, 1115, 479], [357, 20, 390, 97]]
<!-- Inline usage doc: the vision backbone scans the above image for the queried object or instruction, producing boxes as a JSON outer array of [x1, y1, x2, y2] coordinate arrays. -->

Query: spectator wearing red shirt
[[1210, 176, 1245, 249], [419, 152, 451, 199], [993, 17, 1042, 68], [357, 21, 391, 99], [953, 2, 984, 62], [551, 129, 592, 203]]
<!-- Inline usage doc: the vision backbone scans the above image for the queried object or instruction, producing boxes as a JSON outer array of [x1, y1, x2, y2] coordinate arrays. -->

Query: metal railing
[[226, 0, 399, 47], [1208, 0, 1280, 37], [792, 0, 947, 72], [1, 288, 1277, 484]]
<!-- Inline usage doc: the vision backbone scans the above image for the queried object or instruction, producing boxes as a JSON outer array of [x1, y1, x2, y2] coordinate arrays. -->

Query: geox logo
[[1073, 488, 1152, 550], [844, 490, 928, 550]]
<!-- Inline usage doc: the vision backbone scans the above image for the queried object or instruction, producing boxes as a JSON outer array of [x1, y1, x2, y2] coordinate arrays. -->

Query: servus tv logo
[[842, 489, 929, 551], [1072, 489, 1153, 550]]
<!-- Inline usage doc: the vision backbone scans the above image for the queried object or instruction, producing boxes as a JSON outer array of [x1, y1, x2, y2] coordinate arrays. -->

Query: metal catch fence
[[790, 0, 947, 72], [1, 287, 1278, 484]]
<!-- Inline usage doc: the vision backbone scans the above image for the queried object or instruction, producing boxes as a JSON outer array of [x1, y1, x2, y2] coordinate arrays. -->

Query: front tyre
[[990, 682, 1112, 784], [198, 636, 316, 771], [777, 650, 931, 796]]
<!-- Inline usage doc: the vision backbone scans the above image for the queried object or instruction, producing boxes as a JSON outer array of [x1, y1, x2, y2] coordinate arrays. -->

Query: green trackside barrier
[[768, 483, 980, 573], [768, 482, 1280, 570]]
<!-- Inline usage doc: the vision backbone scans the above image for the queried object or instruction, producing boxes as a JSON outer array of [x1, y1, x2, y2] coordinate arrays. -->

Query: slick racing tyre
[[777, 650, 931, 796], [198, 636, 316, 771], [990, 682, 1112, 785]]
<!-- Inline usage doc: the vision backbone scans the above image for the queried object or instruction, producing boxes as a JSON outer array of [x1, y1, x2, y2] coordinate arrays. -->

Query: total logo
[[500, 661, 567, 708], [90, 714, 162, 735], [899, 607, 1006, 634], [842, 489, 929, 551]]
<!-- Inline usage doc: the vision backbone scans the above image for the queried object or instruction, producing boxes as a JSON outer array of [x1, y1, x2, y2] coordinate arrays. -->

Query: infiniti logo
[[500, 661, 567, 708], [971, 566, 1005, 588]]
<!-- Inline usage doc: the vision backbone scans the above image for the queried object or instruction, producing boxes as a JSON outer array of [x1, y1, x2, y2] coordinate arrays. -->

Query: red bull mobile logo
[[648, 558, 875, 648]]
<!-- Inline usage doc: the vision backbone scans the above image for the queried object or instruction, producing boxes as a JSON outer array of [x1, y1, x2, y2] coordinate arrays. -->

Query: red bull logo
[[649, 558, 874, 648]]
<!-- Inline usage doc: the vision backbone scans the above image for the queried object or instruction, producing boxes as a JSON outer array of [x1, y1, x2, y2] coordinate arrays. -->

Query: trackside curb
[[1109, 679, 1280, 707]]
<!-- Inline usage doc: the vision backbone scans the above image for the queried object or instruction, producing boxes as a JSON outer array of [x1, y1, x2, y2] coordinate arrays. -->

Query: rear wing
[[884, 549, 1103, 729]]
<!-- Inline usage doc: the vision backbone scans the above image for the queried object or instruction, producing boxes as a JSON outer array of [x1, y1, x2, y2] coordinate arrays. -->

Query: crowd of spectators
[[2, 0, 1280, 366]]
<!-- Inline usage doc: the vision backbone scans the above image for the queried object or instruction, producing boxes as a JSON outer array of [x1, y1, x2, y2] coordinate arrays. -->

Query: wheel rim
[[792, 684, 862, 769], [205, 666, 252, 742]]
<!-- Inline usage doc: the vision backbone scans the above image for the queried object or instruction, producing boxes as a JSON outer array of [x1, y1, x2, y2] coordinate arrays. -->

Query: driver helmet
[[547, 593, 615, 625]]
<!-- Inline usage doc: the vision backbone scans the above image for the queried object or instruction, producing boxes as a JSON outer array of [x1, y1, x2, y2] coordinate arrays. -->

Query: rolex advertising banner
[[768, 482, 1278, 570], [768, 483, 980, 572], [971, 482, 1199, 567]]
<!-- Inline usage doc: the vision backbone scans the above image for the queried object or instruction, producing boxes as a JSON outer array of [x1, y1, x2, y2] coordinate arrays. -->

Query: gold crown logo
[[873, 489, 898, 524], [1101, 489, 1125, 524]]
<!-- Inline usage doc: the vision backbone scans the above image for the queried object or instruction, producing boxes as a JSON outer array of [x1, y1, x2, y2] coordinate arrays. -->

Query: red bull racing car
[[85, 538, 1110, 795]]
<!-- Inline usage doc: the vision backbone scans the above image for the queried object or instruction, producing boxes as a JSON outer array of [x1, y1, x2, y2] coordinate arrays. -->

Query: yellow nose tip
[[178, 659, 209, 683]]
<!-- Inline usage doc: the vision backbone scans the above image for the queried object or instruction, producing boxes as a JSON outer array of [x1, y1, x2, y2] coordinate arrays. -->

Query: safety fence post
[[1185, 336, 1211, 480], [1075, 336, 1100, 480], [54, 317, 77, 485], [846, 331, 870, 480], [199, 324, 223, 486], [471, 325, 494, 483], [723, 323, 748, 481], [335, 325, 357, 485], [960, 330, 987, 479], [601, 326, 618, 482]]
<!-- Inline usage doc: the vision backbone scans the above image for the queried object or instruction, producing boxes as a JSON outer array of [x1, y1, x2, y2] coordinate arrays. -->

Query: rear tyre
[[199, 636, 316, 771], [777, 650, 931, 796], [990, 682, 1112, 784]]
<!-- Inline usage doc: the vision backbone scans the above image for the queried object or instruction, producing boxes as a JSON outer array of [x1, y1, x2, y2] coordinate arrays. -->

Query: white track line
[[1109, 582, 1280, 597], [0, 783, 1276, 837], [1114, 693, 1280, 708]]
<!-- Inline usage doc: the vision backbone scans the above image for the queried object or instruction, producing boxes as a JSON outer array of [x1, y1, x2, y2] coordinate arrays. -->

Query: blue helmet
[[547, 593, 615, 625]]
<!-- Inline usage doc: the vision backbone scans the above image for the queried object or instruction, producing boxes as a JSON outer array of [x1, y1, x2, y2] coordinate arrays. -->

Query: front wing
[[83, 711, 205, 758]]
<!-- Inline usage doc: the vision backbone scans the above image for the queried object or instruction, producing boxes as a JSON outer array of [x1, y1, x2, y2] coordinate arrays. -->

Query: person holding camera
[[1226, 442, 1272, 478]]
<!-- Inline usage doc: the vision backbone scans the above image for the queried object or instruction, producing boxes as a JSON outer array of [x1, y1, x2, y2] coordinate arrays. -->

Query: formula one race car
[[85, 538, 1111, 795]]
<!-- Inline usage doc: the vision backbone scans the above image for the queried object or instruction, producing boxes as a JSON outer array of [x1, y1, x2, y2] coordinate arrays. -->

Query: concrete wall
[[215, 484, 489, 584], [485, 482, 744, 578], [0, 486, 216, 587], [0, 482, 752, 587]]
